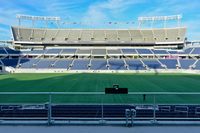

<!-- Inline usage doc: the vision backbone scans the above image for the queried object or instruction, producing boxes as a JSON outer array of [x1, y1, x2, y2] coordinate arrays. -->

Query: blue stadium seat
[[159, 59, 178, 69], [125, 59, 145, 70], [194, 60, 200, 70], [53, 59, 72, 69], [0, 47, 7, 55], [183, 48, 193, 54], [45, 49, 62, 54], [168, 50, 178, 54], [152, 49, 169, 55], [90, 59, 108, 70], [0, 60, 2, 65], [70, 59, 90, 70], [20, 50, 31, 55], [19, 58, 40, 68], [121, 49, 137, 54], [22, 50, 46, 55], [1, 58, 19, 67], [191, 48, 200, 55], [142, 59, 164, 69], [108, 59, 126, 70], [179, 59, 196, 69], [36, 59, 56, 68], [4, 47, 21, 55], [178, 48, 193, 55], [136, 49, 153, 55]]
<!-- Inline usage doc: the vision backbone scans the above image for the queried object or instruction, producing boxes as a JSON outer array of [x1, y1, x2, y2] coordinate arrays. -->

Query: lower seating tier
[[1, 58, 200, 70]]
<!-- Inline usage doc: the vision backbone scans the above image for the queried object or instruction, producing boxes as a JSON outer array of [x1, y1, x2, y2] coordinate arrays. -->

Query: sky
[[0, 0, 200, 41]]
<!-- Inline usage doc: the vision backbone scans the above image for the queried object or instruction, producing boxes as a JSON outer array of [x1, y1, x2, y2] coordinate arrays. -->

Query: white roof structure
[[12, 26, 186, 45]]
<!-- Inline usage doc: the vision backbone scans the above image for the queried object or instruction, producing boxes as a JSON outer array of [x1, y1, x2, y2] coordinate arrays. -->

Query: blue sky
[[0, 0, 200, 40]]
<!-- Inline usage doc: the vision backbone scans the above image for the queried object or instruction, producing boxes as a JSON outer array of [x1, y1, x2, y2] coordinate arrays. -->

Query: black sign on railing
[[105, 84, 128, 94]]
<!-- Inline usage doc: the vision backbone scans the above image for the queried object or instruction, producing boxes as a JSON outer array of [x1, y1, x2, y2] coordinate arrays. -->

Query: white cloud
[[82, 0, 145, 23], [44, 0, 83, 15]]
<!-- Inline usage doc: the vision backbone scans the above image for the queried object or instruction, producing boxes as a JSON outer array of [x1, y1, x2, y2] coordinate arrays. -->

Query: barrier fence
[[0, 92, 200, 126]]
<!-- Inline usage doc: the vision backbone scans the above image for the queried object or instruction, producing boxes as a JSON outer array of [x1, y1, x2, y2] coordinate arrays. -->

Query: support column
[[100, 95, 105, 125], [48, 93, 52, 125], [153, 95, 156, 123]]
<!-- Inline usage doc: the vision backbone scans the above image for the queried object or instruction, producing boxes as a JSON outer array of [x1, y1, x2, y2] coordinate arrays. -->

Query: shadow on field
[[0, 73, 199, 92]]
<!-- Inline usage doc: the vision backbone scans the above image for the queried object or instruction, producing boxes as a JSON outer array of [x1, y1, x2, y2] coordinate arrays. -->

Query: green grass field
[[0, 73, 200, 104]]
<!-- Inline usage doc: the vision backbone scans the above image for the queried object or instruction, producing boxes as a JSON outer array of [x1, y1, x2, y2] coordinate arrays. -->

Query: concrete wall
[[11, 68, 200, 74]]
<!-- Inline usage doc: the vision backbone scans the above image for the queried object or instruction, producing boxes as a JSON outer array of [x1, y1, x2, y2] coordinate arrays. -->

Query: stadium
[[0, 14, 200, 126]]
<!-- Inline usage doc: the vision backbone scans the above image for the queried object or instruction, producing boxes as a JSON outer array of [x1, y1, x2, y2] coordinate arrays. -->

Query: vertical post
[[101, 103, 104, 120], [151, 19, 154, 29], [57, 20, 60, 29], [125, 109, 130, 127], [18, 18, 21, 40], [153, 95, 156, 123], [138, 20, 142, 29], [45, 20, 48, 28], [18, 18, 21, 27], [131, 109, 136, 127], [164, 19, 167, 28], [48, 93, 52, 125], [101, 95, 104, 124], [32, 20, 35, 28], [177, 17, 181, 27]]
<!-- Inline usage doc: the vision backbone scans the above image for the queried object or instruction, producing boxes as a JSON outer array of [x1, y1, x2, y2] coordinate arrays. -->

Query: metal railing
[[0, 92, 200, 126]]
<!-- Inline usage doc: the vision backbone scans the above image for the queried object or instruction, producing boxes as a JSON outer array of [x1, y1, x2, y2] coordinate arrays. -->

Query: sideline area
[[1, 125, 200, 133]]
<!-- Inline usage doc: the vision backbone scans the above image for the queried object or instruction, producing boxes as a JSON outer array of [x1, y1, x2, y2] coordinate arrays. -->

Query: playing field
[[0, 73, 200, 104]]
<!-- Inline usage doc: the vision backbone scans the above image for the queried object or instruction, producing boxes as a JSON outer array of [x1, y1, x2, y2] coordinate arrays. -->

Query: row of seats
[[21, 49, 170, 55], [0, 47, 20, 55], [12, 27, 186, 43], [1, 47, 200, 56], [179, 47, 200, 55], [2, 58, 200, 70]]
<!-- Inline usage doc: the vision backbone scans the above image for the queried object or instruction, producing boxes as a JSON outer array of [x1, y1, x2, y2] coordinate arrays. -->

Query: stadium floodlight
[[138, 14, 182, 28], [16, 14, 61, 21], [138, 14, 182, 21], [16, 14, 61, 28]]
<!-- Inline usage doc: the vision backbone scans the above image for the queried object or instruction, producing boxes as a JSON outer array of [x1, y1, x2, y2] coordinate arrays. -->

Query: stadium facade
[[0, 14, 200, 74]]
